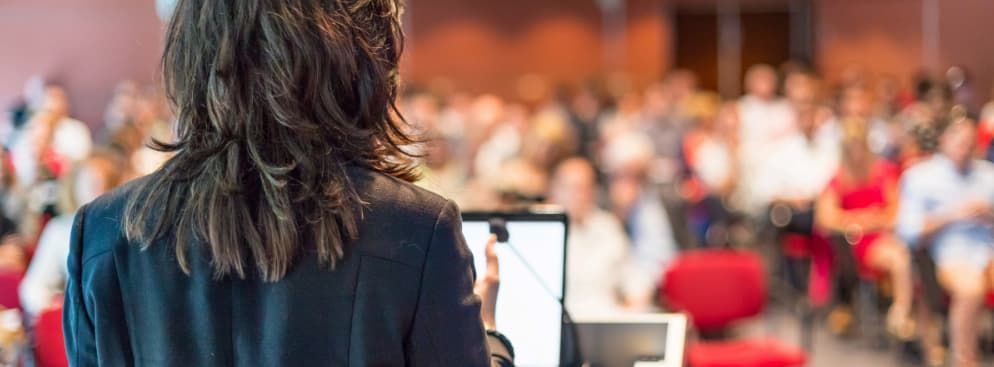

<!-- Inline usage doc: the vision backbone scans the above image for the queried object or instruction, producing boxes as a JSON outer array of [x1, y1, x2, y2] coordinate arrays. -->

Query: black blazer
[[63, 166, 513, 366]]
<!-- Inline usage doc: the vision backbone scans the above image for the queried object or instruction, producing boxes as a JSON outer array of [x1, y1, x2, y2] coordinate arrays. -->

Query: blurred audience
[[0, 78, 170, 324], [736, 64, 797, 214], [19, 150, 126, 317], [565, 85, 604, 162], [8, 85, 95, 242], [10, 86, 92, 186], [682, 99, 739, 245], [834, 84, 899, 158], [400, 65, 985, 324], [898, 118, 994, 367], [978, 90, 994, 160], [549, 158, 651, 315], [0, 150, 22, 238], [602, 132, 677, 307], [2, 61, 990, 364], [641, 71, 699, 183], [816, 118, 913, 339]]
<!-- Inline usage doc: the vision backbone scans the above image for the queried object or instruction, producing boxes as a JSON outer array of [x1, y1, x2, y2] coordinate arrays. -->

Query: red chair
[[662, 250, 807, 367], [0, 271, 23, 310], [34, 306, 67, 367]]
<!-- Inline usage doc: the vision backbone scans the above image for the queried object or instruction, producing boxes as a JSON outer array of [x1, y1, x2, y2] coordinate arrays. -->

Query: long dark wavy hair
[[124, 0, 418, 282]]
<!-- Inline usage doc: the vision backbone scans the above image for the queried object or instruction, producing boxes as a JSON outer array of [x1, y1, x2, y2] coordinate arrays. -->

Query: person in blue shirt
[[898, 118, 994, 367]]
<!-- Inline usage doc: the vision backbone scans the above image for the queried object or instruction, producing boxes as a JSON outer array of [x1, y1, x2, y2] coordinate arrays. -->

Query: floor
[[751, 308, 994, 367], [753, 310, 906, 367]]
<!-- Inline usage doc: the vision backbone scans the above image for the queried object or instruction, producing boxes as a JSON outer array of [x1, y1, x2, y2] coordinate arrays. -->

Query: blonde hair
[[839, 117, 873, 182], [684, 92, 721, 122], [58, 149, 127, 214]]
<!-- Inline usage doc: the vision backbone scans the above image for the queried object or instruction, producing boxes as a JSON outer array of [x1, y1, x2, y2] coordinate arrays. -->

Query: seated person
[[816, 118, 913, 339], [760, 105, 839, 307], [603, 132, 678, 307], [549, 158, 652, 316], [10, 86, 93, 185], [19, 150, 125, 316], [682, 101, 739, 245], [897, 118, 994, 367], [734, 64, 797, 215]]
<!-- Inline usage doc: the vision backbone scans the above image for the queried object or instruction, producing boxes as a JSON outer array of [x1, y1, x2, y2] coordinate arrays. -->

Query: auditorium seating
[[663, 250, 807, 367], [0, 271, 23, 310], [33, 306, 67, 367]]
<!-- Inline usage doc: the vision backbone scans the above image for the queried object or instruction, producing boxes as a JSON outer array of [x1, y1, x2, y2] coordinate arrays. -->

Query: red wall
[[2, 0, 992, 122], [815, 0, 994, 103], [0, 0, 164, 127], [815, 0, 924, 85], [403, 0, 671, 97], [936, 0, 994, 104], [405, 0, 994, 102]]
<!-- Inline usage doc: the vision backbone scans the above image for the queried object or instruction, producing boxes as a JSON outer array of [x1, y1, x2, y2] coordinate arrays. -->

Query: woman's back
[[64, 166, 491, 366], [63, 1, 512, 365]]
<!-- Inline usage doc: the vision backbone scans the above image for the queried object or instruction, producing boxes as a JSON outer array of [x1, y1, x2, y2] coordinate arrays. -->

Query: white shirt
[[737, 96, 796, 155], [693, 138, 734, 191], [736, 96, 797, 212], [566, 210, 631, 318], [897, 156, 994, 249], [473, 124, 521, 182], [20, 214, 74, 317], [753, 131, 839, 203], [52, 117, 92, 162]]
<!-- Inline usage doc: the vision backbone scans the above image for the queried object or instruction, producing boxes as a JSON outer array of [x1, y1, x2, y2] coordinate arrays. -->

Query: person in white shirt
[[736, 64, 798, 214], [549, 158, 650, 317], [897, 119, 994, 367], [473, 104, 528, 181], [756, 105, 840, 205], [19, 150, 124, 317], [10, 86, 93, 185], [756, 105, 840, 308]]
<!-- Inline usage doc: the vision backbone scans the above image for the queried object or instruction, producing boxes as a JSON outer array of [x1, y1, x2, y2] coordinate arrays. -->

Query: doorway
[[674, 3, 804, 96]]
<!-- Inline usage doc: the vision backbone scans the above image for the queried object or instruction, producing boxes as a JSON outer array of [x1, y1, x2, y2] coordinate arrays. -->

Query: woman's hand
[[474, 235, 499, 330]]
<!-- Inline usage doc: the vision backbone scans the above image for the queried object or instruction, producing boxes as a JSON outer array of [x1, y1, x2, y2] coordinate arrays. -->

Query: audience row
[[3, 63, 994, 365]]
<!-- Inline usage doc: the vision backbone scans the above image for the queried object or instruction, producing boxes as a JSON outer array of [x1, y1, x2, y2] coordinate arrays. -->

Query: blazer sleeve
[[63, 206, 99, 367], [405, 201, 513, 367]]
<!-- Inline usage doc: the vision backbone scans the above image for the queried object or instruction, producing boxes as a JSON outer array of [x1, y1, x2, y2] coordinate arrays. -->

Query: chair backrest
[[0, 271, 23, 310], [661, 250, 766, 333], [34, 306, 67, 367]]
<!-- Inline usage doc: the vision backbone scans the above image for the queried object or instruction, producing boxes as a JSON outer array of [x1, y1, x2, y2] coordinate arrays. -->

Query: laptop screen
[[462, 212, 567, 367]]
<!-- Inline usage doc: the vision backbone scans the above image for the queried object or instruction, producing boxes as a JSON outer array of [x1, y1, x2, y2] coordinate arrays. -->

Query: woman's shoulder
[[349, 165, 453, 218], [346, 166, 462, 266], [84, 174, 155, 219], [65, 175, 153, 268]]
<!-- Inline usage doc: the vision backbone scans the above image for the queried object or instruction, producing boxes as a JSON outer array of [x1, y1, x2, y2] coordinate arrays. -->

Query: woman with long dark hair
[[63, 0, 511, 365]]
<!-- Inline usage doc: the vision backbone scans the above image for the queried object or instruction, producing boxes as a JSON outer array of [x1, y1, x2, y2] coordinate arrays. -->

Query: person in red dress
[[816, 118, 914, 339]]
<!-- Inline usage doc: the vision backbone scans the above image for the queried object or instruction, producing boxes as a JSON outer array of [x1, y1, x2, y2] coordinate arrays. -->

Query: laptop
[[576, 313, 687, 367]]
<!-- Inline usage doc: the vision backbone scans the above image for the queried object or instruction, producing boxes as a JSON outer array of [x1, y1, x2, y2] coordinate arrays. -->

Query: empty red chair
[[0, 271, 23, 310], [662, 250, 806, 367], [34, 306, 67, 367]]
